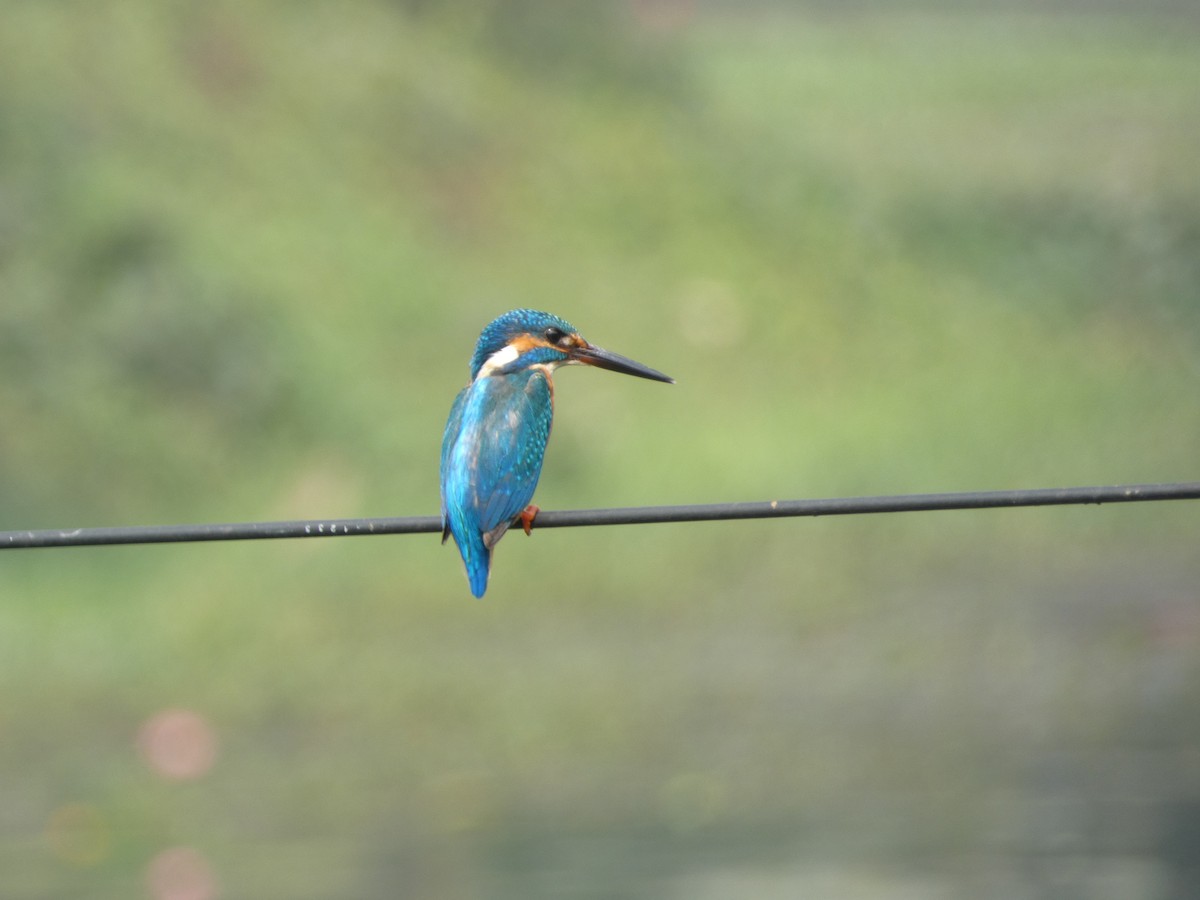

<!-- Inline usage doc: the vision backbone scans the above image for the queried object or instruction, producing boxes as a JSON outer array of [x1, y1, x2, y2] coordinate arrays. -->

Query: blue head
[[467, 309, 674, 384]]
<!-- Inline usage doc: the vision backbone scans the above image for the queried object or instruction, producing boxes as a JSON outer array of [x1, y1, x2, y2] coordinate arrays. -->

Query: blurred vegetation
[[1, 1, 1198, 897]]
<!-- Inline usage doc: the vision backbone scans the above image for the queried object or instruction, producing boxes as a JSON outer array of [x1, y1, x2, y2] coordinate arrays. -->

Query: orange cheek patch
[[509, 334, 547, 354], [510, 333, 584, 354]]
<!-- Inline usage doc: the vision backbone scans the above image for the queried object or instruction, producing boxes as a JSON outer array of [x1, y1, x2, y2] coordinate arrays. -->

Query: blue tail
[[447, 518, 491, 598], [465, 542, 491, 598]]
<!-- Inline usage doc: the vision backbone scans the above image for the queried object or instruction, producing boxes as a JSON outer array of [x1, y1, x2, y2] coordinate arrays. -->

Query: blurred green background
[[2, 0, 1199, 897]]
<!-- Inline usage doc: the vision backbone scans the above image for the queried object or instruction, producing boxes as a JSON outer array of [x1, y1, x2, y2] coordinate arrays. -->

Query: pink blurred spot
[[138, 709, 218, 781], [632, 0, 695, 32], [146, 846, 218, 900], [1151, 602, 1200, 648]]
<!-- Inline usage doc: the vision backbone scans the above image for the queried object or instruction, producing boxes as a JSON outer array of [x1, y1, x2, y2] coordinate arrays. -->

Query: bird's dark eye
[[544, 327, 567, 345]]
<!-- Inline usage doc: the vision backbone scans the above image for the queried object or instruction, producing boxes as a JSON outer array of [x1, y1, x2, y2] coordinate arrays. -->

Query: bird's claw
[[519, 504, 540, 536]]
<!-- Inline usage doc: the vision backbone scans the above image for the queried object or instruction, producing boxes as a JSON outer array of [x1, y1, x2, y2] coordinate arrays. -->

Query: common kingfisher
[[440, 309, 673, 597]]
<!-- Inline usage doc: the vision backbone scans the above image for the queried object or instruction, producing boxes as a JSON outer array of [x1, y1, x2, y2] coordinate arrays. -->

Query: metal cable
[[1, 482, 1196, 550]]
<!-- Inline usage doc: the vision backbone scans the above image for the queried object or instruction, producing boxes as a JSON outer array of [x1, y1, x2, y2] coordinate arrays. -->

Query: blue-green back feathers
[[440, 369, 553, 597]]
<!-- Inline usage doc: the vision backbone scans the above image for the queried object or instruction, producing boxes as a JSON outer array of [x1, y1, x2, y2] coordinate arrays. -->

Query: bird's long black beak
[[572, 344, 674, 384]]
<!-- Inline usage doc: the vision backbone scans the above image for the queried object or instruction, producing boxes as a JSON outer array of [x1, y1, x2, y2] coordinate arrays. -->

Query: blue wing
[[440, 371, 553, 597], [440, 386, 469, 543]]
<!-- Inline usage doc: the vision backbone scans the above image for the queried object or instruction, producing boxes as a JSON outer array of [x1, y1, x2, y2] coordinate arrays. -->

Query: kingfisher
[[440, 309, 673, 597]]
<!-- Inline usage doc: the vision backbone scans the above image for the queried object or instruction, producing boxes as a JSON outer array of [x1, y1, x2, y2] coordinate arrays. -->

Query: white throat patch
[[476, 343, 520, 379]]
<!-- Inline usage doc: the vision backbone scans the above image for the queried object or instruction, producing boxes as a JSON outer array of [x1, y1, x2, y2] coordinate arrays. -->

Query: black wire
[[1, 482, 1196, 550]]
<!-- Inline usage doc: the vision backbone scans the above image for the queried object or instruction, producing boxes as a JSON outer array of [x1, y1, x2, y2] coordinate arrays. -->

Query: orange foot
[[519, 504, 540, 536]]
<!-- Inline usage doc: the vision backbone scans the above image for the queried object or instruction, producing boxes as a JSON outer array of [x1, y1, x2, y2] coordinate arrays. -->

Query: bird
[[440, 309, 673, 597]]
